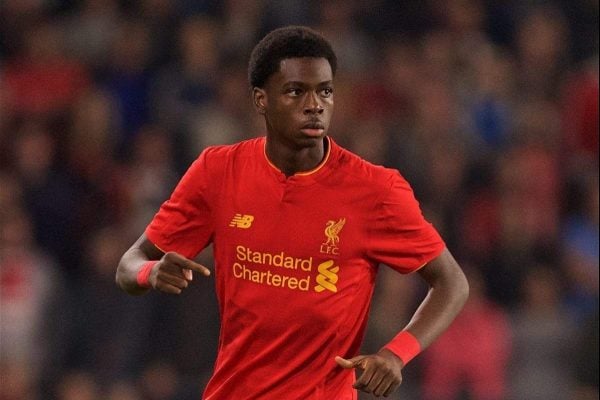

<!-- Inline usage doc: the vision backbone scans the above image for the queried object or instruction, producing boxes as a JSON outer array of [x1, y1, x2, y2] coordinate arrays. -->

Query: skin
[[335, 248, 469, 396], [254, 57, 335, 176], [116, 56, 469, 397]]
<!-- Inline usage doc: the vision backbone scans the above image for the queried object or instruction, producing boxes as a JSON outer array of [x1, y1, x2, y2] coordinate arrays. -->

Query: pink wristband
[[136, 261, 158, 288], [383, 330, 421, 366]]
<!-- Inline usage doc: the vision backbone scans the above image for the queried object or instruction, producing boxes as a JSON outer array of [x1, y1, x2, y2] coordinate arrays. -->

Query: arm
[[336, 248, 469, 397], [116, 233, 211, 296], [405, 247, 470, 349]]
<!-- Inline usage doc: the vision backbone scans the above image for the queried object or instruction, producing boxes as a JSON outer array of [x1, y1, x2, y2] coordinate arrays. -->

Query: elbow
[[456, 269, 470, 308], [115, 258, 126, 291], [462, 276, 470, 304], [115, 256, 144, 296]]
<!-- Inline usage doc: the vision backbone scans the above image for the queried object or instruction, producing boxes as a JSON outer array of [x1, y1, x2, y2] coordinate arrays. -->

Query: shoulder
[[199, 137, 262, 164], [332, 139, 404, 193], [180, 137, 262, 186]]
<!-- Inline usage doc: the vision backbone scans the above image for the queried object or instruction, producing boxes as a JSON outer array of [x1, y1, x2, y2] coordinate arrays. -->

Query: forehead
[[270, 57, 333, 86]]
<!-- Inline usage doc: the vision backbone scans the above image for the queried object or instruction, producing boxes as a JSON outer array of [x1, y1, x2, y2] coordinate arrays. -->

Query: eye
[[320, 87, 334, 97], [286, 88, 303, 97]]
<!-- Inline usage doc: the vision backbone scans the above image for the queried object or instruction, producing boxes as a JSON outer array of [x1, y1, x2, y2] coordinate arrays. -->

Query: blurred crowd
[[0, 1, 598, 399]]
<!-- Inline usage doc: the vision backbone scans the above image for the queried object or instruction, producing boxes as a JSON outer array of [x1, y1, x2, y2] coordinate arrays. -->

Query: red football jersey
[[146, 137, 445, 399]]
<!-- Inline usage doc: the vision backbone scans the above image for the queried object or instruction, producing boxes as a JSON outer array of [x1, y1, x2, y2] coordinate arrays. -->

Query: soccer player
[[116, 26, 469, 399]]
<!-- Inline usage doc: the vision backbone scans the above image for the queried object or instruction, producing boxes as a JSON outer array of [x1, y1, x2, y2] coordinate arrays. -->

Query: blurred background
[[0, 1, 597, 399]]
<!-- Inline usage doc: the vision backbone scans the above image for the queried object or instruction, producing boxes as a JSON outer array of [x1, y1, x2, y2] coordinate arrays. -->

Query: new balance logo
[[314, 260, 339, 293], [229, 214, 254, 229]]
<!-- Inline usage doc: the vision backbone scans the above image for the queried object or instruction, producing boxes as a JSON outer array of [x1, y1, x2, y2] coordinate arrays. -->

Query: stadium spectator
[[421, 267, 511, 400], [509, 266, 576, 400]]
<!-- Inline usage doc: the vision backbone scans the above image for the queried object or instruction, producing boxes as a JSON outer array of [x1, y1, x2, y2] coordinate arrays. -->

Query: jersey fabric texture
[[146, 136, 445, 400]]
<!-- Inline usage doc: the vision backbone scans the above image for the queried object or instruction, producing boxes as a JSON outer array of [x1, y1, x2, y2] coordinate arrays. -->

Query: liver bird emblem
[[324, 218, 346, 246]]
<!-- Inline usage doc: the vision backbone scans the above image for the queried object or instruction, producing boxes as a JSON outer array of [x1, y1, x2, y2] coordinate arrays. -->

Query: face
[[254, 57, 334, 148]]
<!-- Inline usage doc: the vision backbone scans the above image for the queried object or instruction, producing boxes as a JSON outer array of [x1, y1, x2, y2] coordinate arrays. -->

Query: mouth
[[300, 121, 325, 137]]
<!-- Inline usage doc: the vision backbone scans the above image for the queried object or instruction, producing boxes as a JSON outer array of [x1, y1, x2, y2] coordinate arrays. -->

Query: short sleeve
[[367, 172, 445, 273], [145, 150, 214, 258]]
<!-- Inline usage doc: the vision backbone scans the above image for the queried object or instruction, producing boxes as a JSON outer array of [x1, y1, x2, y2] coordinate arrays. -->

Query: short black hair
[[248, 26, 337, 88]]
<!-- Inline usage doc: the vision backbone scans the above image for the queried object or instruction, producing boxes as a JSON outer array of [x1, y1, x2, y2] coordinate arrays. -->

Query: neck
[[265, 137, 327, 177]]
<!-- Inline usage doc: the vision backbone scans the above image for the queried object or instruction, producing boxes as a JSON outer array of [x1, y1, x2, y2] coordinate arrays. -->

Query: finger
[[335, 356, 365, 369], [372, 374, 392, 397], [335, 356, 354, 369], [366, 370, 387, 396], [159, 263, 190, 280], [164, 252, 211, 276], [157, 272, 188, 289], [384, 379, 401, 397], [155, 281, 183, 295], [182, 259, 211, 276], [377, 379, 393, 398], [183, 268, 193, 281], [353, 364, 376, 392]]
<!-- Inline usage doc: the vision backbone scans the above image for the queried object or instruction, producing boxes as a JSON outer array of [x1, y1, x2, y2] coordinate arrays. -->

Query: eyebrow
[[283, 80, 333, 86]]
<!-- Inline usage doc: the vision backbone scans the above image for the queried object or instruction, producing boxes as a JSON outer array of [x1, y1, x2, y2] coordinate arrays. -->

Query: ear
[[253, 87, 267, 115]]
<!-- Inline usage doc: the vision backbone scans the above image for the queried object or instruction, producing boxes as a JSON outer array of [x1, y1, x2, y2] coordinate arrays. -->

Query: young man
[[117, 26, 469, 399]]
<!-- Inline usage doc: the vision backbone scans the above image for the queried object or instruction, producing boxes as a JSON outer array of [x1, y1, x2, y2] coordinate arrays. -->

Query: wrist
[[377, 347, 405, 369], [136, 261, 158, 288], [382, 330, 421, 366]]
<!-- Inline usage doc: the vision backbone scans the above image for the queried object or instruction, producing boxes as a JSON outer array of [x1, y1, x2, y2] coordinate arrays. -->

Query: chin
[[298, 134, 326, 146]]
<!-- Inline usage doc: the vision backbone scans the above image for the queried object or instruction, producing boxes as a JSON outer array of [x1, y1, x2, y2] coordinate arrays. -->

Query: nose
[[303, 92, 324, 115]]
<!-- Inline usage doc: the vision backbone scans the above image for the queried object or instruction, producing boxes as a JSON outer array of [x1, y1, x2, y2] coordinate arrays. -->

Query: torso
[[204, 137, 384, 399]]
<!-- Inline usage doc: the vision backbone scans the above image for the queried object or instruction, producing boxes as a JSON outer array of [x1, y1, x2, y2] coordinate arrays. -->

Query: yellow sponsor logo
[[314, 260, 339, 293], [233, 263, 310, 291], [230, 245, 341, 294], [229, 214, 254, 228], [320, 218, 346, 255], [236, 246, 312, 271]]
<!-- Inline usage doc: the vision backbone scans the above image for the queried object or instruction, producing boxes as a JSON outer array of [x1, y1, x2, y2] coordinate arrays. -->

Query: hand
[[150, 252, 211, 294], [335, 348, 404, 397]]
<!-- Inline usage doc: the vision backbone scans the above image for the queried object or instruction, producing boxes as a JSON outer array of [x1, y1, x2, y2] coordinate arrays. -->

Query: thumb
[[335, 355, 365, 369]]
